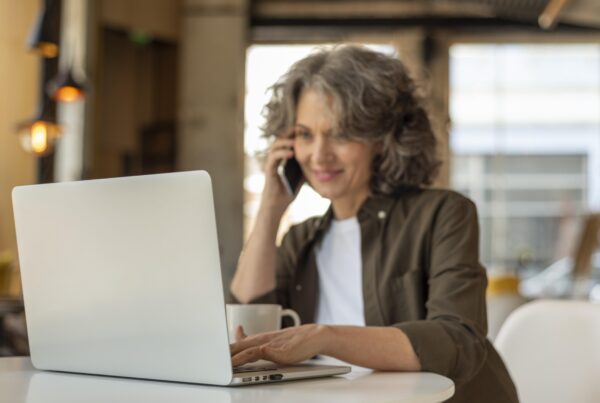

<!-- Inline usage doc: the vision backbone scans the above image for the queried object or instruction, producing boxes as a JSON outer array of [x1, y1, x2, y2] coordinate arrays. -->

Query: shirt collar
[[356, 193, 397, 223], [307, 188, 419, 239]]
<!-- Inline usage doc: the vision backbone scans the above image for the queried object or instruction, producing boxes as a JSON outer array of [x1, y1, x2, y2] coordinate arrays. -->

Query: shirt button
[[378, 210, 386, 219], [296, 284, 302, 292]]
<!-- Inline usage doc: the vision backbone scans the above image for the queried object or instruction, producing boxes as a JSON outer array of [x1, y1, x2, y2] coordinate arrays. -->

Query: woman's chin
[[306, 176, 351, 200], [310, 185, 344, 201]]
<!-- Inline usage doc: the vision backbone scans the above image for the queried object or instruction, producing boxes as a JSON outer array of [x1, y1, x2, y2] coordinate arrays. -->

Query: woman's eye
[[295, 130, 312, 140]]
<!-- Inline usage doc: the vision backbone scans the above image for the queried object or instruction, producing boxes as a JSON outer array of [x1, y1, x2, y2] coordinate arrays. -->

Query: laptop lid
[[12, 171, 233, 385]]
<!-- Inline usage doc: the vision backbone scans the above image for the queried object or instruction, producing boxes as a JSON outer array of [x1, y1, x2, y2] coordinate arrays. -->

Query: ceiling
[[251, 0, 600, 30]]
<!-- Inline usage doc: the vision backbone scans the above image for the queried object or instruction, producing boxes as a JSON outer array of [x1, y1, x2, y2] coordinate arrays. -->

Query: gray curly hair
[[261, 45, 440, 194]]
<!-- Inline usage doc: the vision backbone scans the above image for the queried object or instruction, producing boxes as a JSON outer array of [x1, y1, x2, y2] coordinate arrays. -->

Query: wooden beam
[[253, 0, 494, 20], [539, 0, 572, 29], [572, 214, 600, 278]]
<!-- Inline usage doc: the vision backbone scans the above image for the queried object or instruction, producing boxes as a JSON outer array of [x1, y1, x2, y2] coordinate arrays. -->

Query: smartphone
[[277, 157, 304, 196]]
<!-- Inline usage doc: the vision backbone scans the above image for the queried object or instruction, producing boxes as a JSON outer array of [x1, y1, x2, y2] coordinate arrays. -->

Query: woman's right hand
[[231, 134, 297, 303], [260, 135, 297, 218]]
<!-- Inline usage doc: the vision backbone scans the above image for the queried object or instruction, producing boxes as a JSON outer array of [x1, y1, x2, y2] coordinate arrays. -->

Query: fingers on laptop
[[230, 331, 273, 355], [235, 325, 247, 342], [230, 330, 294, 366], [231, 324, 327, 367], [232, 343, 286, 367], [231, 346, 263, 367], [231, 339, 294, 367]]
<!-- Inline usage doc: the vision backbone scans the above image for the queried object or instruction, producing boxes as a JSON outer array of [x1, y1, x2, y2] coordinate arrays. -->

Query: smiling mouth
[[312, 170, 343, 182]]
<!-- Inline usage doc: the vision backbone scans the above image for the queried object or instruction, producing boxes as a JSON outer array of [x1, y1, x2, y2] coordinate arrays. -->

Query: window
[[450, 44, 600, 271]]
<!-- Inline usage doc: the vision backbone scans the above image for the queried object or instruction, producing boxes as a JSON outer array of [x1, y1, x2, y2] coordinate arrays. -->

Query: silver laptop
[[12, 171, 350, 385]]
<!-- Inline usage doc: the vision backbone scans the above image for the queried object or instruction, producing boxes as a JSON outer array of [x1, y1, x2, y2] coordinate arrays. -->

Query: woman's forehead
[[295, 90, 337, 126]]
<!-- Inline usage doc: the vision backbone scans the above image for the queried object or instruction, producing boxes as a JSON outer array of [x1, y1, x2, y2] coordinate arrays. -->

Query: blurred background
[[1, 0, 600, 356]]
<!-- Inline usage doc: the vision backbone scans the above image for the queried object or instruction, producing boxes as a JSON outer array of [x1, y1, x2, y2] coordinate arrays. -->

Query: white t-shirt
[[314, 216, 365, 326]]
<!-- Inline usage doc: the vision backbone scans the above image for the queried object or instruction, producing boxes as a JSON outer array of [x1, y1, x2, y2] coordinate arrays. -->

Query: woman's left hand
[[230, 324, 330, 367]]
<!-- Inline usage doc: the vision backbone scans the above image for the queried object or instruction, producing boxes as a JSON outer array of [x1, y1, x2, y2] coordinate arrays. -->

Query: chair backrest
[[495, 300, 600, 403]]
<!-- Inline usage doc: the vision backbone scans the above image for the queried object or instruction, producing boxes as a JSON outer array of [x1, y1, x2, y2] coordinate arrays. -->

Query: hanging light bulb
[[16, 119, 62, 156], [28, 0, 60, 58], [47, 67, 87, 102], [16, 101, 62, 156], [31, 122, 50, 153]]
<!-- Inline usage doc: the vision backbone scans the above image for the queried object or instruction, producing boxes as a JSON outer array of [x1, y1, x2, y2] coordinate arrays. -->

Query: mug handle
[[281, 309, 301, 327]]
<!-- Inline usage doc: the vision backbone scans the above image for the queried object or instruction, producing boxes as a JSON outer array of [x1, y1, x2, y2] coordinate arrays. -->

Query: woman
[[230, 45, 518, 402]]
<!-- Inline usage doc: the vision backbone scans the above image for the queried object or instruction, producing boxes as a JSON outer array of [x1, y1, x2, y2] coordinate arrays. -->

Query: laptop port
[[242, 377, 252, 382], [269, 374, 283, 381], [254, 376, 260, 381], [262, 376, 268, 380]]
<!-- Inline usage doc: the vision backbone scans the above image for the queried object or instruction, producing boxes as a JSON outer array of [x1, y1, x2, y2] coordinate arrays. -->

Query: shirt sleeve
[[393, 193, 489, 385]]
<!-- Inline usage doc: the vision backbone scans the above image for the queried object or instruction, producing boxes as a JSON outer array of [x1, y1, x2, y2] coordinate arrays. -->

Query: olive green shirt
[[241, 188, 518, 402]]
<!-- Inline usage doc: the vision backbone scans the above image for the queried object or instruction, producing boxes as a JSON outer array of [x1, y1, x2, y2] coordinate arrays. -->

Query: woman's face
[[293, 89, 377, 205]]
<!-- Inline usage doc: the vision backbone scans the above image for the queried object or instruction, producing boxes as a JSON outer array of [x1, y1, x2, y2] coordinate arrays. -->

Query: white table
[[0, 356, 454, 403]]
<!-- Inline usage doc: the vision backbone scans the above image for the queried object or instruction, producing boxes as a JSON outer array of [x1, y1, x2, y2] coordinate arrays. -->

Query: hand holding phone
[[277, 157, 304, 196]]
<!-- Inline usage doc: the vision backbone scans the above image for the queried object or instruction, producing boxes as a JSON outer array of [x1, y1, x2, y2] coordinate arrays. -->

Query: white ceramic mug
[[226, 304, 301, 342]]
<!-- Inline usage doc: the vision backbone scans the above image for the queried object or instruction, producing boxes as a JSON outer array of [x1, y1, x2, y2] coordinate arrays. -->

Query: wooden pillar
[[0, 1, 39, 289], [427, 32, 451, 188], [179, 0, 248, 289]]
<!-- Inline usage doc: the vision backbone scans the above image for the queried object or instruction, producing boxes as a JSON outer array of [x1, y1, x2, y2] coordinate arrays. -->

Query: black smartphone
[[277, 157, 304, 196]]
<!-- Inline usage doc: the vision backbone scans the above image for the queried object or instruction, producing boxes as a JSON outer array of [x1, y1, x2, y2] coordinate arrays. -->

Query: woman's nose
[[313, 138, 333, 163]]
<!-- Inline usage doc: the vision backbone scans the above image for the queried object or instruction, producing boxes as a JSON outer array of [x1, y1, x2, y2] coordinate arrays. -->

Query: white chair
[[495, 300, 600, 403]]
